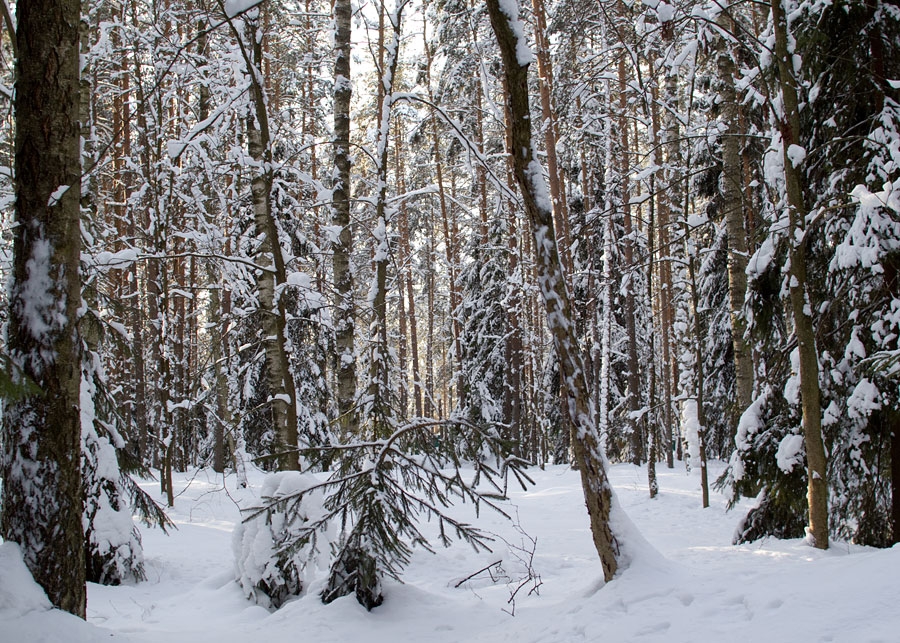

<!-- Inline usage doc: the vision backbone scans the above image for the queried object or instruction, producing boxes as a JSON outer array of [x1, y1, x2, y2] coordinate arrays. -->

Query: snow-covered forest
[[1, 0, 900, 637]]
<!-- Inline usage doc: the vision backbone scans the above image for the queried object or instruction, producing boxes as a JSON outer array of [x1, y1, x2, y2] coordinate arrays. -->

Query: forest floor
[[2, 459, 898, 642]]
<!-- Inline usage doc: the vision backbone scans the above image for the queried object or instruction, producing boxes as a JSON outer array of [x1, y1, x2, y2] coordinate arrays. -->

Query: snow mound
[[0, 542, 51, 617], [233, 472, 332, 609]]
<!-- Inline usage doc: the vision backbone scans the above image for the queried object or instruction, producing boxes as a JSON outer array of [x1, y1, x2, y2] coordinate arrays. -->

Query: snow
[[0, 542, 51, 617], [775, 434, 804, 473], [656, 2, 675, 22], [3, 464, 900, 642], [786, 144, 806, 167], [91, 248, 139, 271], [224, 0, 260, 19], [48, 185, 71, 207], [20, 237, 60, 341], [497, 0, 533, 66], [233, 472, 332, 608], [847, 378, 882, 420], [680, 399, 701, 465], [0, 543, 110, 643]]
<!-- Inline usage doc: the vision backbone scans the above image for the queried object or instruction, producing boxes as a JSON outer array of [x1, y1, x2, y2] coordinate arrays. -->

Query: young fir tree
[[457, 212, 527, 457]]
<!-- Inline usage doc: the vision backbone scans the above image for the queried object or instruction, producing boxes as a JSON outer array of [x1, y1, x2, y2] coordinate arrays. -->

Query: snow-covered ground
[[2, 461, 898, 642]]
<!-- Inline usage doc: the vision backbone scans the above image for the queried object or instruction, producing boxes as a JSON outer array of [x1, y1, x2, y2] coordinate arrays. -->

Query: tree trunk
[[718, 12, 754, 428], [237, 15, 299, 470], [530, 0, 571, 277], [0, 0, 86, 616], [893, 411, 900, 544], [332, 0, 358, 436], [646, 177, 658, 499], [487, 0, 620, 581], [686, 232, 711, 508], [423, 36, 463, 409], [618, 52, 643, 466], [367, 3, 404, 437], [771, 0, 829, 549]]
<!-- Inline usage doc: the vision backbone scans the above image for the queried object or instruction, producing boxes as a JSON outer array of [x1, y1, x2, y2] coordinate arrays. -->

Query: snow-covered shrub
[[233, 472, 331, 609], [0, 542, 52, 617], [236, 416, 530, 611], [720, 385, 808, 544], [82, 373, 146, 585]]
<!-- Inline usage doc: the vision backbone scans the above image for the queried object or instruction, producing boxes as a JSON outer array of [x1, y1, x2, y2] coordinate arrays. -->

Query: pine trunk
[[618, 53, 643, 466], [368, 6, 403, 436], [718, 13, 754, 426]]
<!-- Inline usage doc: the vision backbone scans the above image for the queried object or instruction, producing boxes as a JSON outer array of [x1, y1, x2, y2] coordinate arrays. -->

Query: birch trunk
[[332, 0, 358, 434], [238, 16, 299, 469]]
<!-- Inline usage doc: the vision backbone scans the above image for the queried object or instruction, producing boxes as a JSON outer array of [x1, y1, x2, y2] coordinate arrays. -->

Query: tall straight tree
[[0, 0, 86, 617], [717, 7, 754, 430], [770, 0, 829, 550], [332, 0, 358, 435]]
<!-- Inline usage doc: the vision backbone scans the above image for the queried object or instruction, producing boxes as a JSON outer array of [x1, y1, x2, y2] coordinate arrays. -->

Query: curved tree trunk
[[232, 14, 299, 470], [486, 0, 620, 581]]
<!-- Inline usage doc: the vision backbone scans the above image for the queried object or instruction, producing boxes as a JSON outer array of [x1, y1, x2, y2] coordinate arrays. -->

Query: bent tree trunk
[[486, 0, 620, 581], [0, 0, 87, 617]]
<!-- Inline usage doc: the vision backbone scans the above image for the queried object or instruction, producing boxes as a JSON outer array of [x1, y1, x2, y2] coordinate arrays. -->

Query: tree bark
[[236, 15, 299, 469], [717, 11, 754, 428], [423, 37, 463, 412], [367, 3, 405, 436], [686, 234, 711, 508], [0, 0, 86, 617], [332, 0, 358, 435], [618, 50, 643, 466], [487, 0, 620, 581], [771, 0, 829, 549]]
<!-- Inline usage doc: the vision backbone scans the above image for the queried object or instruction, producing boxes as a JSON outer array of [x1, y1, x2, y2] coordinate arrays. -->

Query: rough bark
[[717, 11, 754, 427], [891, 412, 900, 543], [332, 0, 357, 435], [530, 0, 571, 277], [486, 0, 620, 581], [646, 182, 658, 499], [368, 4, 404, 437], [686, 240, 711, 508], [423, 36, 464, 412], [618, 52, 643, 466], [659, 46, 679, 469], [238, 16, 299, 469], [0, 0, 86, 616], [771, 0, 829, 549]]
